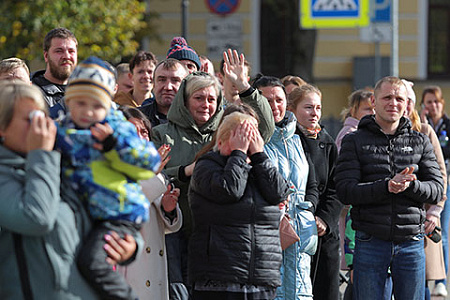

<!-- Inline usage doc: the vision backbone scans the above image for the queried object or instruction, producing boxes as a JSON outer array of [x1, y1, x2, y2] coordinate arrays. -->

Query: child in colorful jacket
[[54, 56, 161, 300]]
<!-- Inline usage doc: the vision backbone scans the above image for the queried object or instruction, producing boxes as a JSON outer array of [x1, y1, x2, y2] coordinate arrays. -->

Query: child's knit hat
[[166, 37, 201, 70], [65, 56, 116, 109]]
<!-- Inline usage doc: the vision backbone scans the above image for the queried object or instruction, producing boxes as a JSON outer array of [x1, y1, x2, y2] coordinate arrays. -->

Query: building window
[[428, 1, 450, 78]]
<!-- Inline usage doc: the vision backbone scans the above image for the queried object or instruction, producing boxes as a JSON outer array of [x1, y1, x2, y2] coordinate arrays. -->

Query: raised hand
[[223, 49, 251, 93]]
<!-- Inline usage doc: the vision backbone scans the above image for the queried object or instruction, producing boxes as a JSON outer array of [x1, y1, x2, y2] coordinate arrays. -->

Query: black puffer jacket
[[335, 115, 444, 243], [188, 150, 290, 287], [298, 127, 342, 238]]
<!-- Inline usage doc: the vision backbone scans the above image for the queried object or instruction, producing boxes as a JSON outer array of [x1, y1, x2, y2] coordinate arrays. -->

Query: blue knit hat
[[66, 56, 116, 109], [166, 37, 201, 70]]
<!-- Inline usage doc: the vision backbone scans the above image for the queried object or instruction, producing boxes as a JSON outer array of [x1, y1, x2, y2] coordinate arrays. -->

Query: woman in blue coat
[[254, 76, 319, 299]]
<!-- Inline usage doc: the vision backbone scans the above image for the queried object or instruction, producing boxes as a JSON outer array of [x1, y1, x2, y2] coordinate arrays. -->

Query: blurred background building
[[146, 0, 450, 136]]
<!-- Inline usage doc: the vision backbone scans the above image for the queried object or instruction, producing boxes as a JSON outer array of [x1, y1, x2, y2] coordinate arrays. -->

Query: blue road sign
[[372, 0, 390, 22], [301, 0, 369, 29], [311, 0, 361, 18]]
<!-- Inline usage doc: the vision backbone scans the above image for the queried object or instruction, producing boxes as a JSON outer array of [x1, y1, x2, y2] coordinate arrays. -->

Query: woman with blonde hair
[[335, 89, 374, 151], [188, 111, 290, 299]]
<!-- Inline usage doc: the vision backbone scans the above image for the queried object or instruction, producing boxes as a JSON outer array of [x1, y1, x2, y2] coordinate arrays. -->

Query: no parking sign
[[206, 0, 241, 16]]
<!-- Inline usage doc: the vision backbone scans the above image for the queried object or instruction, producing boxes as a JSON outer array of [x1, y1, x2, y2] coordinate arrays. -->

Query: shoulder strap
[[13, 233, 34, 300]]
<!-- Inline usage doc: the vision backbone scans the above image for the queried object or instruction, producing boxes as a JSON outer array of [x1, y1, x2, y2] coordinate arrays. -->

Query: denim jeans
[[436, 185, 450, 286], [353, 231, 425, 300]]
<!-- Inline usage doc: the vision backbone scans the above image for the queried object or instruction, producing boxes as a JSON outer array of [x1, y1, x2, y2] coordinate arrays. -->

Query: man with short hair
[[335, 76, 444, 300], [139, 58, 189, 127], [31, 27, 78, 107], [113, 51, 157, 107], [115, 63, 133, 93], [0, 57, 31, 84]]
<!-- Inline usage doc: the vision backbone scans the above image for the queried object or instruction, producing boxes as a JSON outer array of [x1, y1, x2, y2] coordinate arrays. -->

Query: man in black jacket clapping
[[335, 76, 444, 300]]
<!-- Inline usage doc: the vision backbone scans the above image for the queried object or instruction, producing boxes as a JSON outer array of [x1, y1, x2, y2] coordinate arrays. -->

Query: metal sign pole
[[181, 0, 189, 39], [391, 0, 398, 76]]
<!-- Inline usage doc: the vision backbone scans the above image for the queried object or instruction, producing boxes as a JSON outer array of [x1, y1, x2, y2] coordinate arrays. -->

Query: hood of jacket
[[270, 111, 297, 142], [167, 71, 224, 135], [358, 114, 411, 136]]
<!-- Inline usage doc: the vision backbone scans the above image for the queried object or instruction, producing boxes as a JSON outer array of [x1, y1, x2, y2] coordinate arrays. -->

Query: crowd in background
[[0, 27, 448, 300]]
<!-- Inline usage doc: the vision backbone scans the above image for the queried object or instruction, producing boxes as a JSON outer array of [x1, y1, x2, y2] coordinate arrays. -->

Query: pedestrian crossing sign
[[300, 0, 370, 28]]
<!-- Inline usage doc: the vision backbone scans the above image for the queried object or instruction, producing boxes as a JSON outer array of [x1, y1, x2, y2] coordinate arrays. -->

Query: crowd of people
[[0, 26, 448, 300]]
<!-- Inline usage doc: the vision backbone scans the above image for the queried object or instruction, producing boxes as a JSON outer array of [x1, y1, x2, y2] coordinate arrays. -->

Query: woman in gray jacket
[[0, 81, 136, 300]]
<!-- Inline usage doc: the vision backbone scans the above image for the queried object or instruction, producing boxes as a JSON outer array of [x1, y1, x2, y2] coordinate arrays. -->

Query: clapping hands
[[388, 167, 416, 194]]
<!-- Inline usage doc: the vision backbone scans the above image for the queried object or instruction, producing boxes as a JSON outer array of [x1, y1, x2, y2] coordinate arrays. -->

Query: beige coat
[[118, 175, 182, 299], [422, 123, 447, 280]]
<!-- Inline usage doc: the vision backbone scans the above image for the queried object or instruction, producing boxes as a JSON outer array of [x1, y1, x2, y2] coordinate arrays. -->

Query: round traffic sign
[[205, 0, 241, 16]]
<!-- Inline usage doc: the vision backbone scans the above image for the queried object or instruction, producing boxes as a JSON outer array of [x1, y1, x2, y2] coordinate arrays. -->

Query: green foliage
[[0, 0, 152, 64]]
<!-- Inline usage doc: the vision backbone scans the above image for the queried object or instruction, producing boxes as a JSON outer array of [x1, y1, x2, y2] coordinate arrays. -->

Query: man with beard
[[139, 58, 189, 127], [31, 27, 78, 107]]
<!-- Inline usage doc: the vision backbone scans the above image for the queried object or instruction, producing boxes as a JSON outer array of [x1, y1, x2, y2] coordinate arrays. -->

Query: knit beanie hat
[[65, 56, 116, 110], [401, 79, 416, 104], [166, 37, 201, 70]]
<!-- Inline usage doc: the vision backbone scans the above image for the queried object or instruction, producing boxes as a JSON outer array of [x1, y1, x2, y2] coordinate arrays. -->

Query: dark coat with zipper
[[297, 126, 342, 300], [335, 115, 444, 243], [188, 150, 291, 287]]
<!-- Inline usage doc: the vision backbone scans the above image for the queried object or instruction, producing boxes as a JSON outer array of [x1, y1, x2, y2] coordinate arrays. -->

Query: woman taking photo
[[420, 85, 449, 297]]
